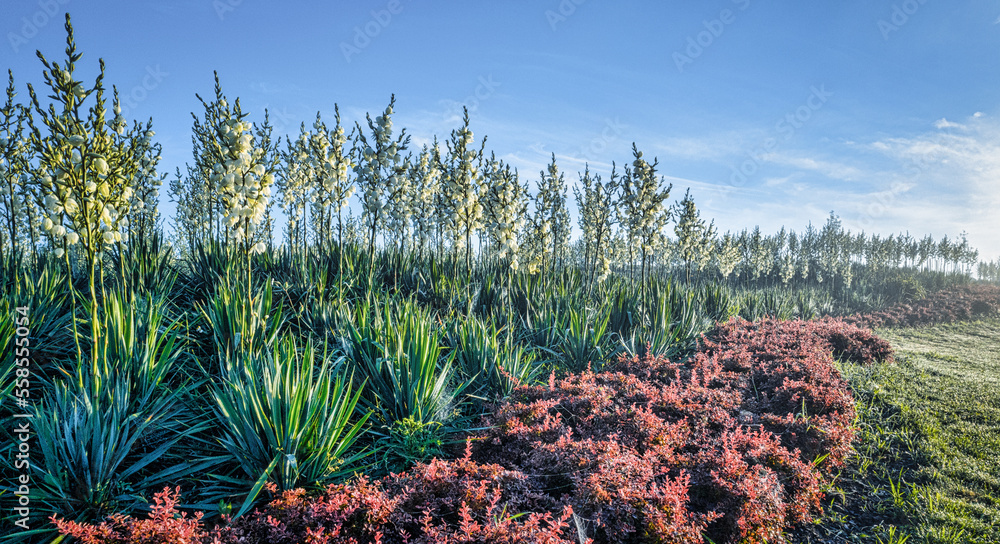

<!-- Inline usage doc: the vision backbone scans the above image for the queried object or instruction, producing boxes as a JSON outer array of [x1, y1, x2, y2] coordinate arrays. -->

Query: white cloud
[[933, 117, 963, 129], [761, 153, 866, 182], [862, 113, 1000, 259]]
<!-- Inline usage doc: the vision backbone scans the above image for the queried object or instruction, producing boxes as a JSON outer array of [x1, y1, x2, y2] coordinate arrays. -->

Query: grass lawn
[[791, 318, 1000, 543]]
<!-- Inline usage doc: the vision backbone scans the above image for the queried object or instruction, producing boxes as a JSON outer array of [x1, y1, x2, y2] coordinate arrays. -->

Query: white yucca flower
[[620, 144, 672, 283], [441, 109, 484, 269], [354, 95, 409, 260], [482, 153, 527, 271]]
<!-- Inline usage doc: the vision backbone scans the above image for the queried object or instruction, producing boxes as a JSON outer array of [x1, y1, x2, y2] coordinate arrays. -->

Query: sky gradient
[[3, 0, 999, 260]]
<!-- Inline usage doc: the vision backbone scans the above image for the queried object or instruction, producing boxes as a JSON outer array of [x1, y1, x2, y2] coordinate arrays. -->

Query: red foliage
[[51, 487, 227, 544], [54, 317, 894, 544], [848, 284, 1000, 329], [57, 457, 578, 544], [473, 317, 892, 544]]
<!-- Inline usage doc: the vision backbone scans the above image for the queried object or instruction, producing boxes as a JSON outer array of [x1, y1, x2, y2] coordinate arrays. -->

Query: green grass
[[792, 318, 1000, 543]]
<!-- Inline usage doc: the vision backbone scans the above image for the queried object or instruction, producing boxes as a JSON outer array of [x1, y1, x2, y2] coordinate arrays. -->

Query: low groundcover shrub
[[847, 283, 1000, 329], [53, 317, 893, 544]]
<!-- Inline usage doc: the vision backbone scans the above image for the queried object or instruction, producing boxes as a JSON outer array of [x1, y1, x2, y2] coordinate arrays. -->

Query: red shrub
[[51, 487, 227, 544], [58, 457, 578, 544], [473, 317, 888, 544], [228, 452, 580, 544], [55, 317, 894, 544], [848, 284, 1000, 329]]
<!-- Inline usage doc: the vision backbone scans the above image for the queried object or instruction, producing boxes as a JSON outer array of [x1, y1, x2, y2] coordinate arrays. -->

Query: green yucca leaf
[[9, 375, 207, 542], [210, 335, 369, 515], [342, 298, 465, 427], [558, 305, 614, 372], [449, 315, 541, 402], [198, 274, 284, 374]]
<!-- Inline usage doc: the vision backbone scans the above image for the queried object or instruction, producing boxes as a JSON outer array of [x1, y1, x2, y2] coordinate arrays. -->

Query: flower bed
[[473, 317, 892, 543], [53, 318, 893, 544]]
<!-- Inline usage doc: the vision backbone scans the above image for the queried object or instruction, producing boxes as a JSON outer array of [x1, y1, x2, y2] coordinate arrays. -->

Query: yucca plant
[[85, 287, 186, 400], [761, 289, 795, 320], [606, 282, 641, 339], [182, 240, 235, 302], [341, 298, 464, 428], [210, 336, 368, 517], [521, 295, 570, 350], [12, 376, 212, 543], [107, 231, 176, 299], [621, 281, 703, 359], [0, 255, 74, 384], [473, 270, 508, 319], [198, 273, 284, 374], [794, 289, 818, 320], [738, 290, 767, 322], [449, 315, 541, 402], [700, 282, 739, 324], [558, 305, 613, 372]]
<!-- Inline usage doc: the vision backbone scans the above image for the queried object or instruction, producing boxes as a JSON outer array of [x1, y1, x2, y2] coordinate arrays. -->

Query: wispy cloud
[[762, 153, 867, 182], [860, 113, 1000, 259]]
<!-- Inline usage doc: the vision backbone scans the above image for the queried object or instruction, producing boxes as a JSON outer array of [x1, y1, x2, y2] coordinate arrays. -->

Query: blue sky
[[3, 0, 1000, 260]]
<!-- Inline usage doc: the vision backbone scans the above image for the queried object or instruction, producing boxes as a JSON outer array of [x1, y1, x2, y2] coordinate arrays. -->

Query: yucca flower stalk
[[482, 153, 528, 273], [384, 152, 414, 254], [277, 123, 314, 253], [713, 232, 742, 281], [573, 163, 620, 286], [122, 131, 165, 245], [620, 144, 671, 286], [673, 188, 716, 283], [188, 73, 278, 288], [25, 15, 148, 356], [354, 95, 409, 291], [408, 142, 442, 259], [309, 107, 354, 253], [0, 71, 36, 260], [523, 153, 570, 274], [442, 107, 487, 272]]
